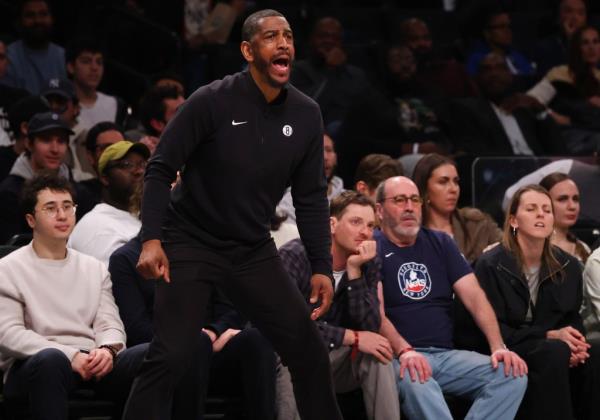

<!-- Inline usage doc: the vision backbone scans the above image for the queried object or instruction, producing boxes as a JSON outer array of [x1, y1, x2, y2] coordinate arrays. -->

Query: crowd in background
[[2, 0, 600, 419]]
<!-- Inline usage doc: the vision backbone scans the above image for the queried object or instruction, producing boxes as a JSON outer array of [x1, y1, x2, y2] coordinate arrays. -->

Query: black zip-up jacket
[[474, 244, 585, 348], [141, 71, 331, 276]]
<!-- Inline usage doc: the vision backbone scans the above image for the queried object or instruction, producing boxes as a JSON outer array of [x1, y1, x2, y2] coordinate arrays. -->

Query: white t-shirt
[[75, 92, 118, 133], [333, 270, 346, 291], [68, 203, 141, 265]]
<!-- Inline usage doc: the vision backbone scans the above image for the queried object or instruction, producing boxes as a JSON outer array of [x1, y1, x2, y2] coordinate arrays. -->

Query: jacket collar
[[495, 244, 570, 284]]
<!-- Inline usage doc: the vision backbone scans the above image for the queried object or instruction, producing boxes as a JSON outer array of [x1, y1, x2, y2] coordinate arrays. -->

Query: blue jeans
[[393, 347, 527, 420]]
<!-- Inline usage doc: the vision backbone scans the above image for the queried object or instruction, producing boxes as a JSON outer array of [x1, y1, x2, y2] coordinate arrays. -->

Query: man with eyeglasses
[[0, 172, 148, 420], [374, 176, 528, 420], [76, 121, 126, 203], [0, 111, 95, 244], [69, 140, 149, 265]]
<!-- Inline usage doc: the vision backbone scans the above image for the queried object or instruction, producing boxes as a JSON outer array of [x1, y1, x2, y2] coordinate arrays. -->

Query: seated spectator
[[354, 153, 403, 202], [452, 52, 563, 156], [277, 191, 400, 420], [151, 71, 186, 97], [398, 18, 477, 98], [277, 133, 344, 223], [77, 121, 126, 202], [0, 95, 49, 181], [69, 141, 149, 264], [0, 0, 66, 94], [471, 184, 600, 420], [0, 111, 94, 244], [67, 38, 128, 132], [0, 173, 147, 420], [109, 233, 277, 419], [583, 247, 600, 339], [413, 153, 502, 264], [503, 158, 600, 227], [374, 176, 527, 419], [125, 85, 184, 153], [539, 172, 590, 263], [0, 39, 29, 142], [527, 26, 600, 154], [66, 38, 128, 178], [466, 8, 535, 77], [534, 0, 587, 76], [291, 16, 370, 136], [338, 44, 452, 184], [269, 212, 299, 249]]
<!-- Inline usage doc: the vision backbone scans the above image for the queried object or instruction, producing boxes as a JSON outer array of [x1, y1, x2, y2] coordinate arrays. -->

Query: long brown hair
[[412, 153, 469, 238], [539, 172, 590, 263], [503, 184, 564, 281], [568, 25, 600, 98]]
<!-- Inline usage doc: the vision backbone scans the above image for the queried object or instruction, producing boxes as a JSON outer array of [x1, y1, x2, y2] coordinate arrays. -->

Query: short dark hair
[[85, 121, 124, 152], [355, 154, 404, 190], [7, 95, 50, 140], [242, 9, 284, 42], [20, 171, 74, 216], [16, 0, 50, 18], [65, 37, 104, 65], [330, 190, 375, 219], [138, 85, 180, 135]]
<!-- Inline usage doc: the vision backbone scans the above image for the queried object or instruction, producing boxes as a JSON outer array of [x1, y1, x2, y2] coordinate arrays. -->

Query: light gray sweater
[[0, 242, 126, 380]]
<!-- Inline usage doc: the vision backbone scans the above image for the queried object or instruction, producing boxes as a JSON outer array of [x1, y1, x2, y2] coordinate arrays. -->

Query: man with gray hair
[[374, 176, 528, 420]]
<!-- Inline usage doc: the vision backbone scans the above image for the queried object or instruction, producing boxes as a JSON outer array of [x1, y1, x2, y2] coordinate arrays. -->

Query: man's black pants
[[4, 344, 148, 420], [123, 229, 342, 420]]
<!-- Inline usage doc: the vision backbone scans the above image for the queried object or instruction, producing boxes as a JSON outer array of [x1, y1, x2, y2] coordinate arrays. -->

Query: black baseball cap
[[41, 78, 77, 100], [27, 112, 74, 136]]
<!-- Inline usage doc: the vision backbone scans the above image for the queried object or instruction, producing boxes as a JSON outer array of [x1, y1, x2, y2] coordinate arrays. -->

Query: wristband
[[351, 331, 359, 361], [99, 345, 118, 360], [398, 346, 415, 357]]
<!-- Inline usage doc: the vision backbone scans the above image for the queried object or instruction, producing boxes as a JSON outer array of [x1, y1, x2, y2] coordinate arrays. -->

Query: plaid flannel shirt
[[278, 238, 381, 350]]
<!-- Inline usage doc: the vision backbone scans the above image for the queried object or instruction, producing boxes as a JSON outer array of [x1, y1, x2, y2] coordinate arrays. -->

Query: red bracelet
[[398, 346, 415, 357], [350, 331, 359, 361]]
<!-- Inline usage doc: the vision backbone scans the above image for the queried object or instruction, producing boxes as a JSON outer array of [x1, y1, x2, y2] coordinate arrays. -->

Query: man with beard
[[451, 52, 563, 157], [374, 176, 528, 420], [1, 0, 66, 94], [398, 18, 476, 98], [277, 133, 344, 223], [123, 9, 342, 420], [69, 141, 149, 265]]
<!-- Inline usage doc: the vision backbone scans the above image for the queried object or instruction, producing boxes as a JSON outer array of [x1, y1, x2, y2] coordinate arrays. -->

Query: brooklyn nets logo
[[397, 262, 432, 300]]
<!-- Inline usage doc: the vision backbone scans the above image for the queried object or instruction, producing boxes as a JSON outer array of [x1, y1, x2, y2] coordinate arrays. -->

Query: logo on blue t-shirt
[[397, 262, 432, 300]]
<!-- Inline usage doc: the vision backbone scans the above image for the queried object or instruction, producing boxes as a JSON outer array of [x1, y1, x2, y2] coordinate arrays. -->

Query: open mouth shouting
[[271, 55, 291, 75]]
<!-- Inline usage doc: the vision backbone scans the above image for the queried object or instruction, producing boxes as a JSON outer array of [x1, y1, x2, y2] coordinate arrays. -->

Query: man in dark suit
[[451, 52, 563, 157]]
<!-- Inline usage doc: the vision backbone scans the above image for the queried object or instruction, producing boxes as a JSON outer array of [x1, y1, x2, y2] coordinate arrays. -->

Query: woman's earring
[[512, 226, 517, 236]]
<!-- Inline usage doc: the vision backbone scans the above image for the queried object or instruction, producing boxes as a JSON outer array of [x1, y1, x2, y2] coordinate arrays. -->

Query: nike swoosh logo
[[231, 120, 247, 126], [385, 252, 394, 258]]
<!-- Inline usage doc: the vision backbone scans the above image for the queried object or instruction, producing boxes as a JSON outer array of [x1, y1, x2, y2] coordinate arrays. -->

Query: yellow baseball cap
[[98, 141, 150, 175]]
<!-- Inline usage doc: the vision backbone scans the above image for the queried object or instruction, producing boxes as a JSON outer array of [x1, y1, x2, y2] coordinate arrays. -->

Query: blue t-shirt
[[1, 40, 66, 94], [375, 228, 472, 349]]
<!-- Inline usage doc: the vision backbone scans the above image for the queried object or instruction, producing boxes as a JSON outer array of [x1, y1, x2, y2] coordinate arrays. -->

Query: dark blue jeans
[[4, 344, 148, 420]]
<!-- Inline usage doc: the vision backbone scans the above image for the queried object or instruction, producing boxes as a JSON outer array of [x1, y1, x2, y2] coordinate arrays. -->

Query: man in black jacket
[[451, 52, 563, 157], [123, 9, 341, 420]]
